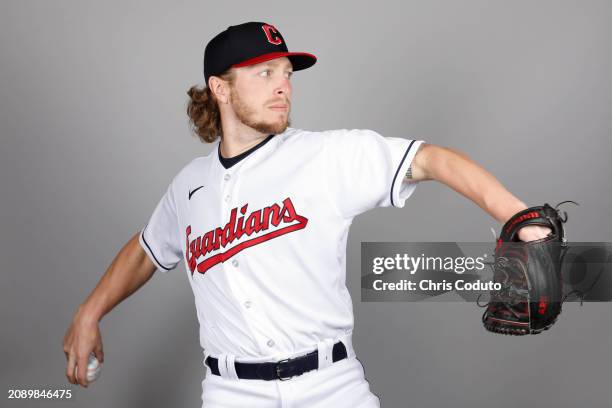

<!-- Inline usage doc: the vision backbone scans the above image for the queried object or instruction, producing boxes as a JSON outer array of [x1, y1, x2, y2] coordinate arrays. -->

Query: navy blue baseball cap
[[204, 22, 317, 84]]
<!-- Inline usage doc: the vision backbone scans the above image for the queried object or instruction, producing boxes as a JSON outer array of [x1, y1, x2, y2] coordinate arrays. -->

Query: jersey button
[[266, 340, 275, 347], [224, 195, 231, 203], [224, 174, 231, 181], [243, 300, 252, 309], [231, 259, 239, 267]]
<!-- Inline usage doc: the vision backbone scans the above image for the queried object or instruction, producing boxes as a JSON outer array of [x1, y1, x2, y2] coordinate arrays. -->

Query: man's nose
[[275, 78, 291, 96]]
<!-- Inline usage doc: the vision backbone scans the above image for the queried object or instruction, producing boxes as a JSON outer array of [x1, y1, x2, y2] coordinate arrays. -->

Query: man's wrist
[[76, 303, 104, 324], [491, 199, 528, 225]]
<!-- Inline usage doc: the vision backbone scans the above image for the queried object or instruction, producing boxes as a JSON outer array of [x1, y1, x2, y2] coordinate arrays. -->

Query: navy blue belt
[[205, 341, 348, 381]]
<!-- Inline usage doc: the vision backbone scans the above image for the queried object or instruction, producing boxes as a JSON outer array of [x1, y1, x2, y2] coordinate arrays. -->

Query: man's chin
[[249, 119, 290, 135]]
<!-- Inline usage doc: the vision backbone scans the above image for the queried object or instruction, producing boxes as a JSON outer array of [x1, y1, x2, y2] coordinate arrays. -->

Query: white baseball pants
[[200, 336, 381, 407]]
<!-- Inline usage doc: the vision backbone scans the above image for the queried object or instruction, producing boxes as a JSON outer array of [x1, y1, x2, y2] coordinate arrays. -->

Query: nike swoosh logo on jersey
[[188, 186, 204, 200]]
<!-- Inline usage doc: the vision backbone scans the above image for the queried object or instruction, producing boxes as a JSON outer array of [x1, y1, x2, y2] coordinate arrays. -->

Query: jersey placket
[[218, 161, 276, 356]]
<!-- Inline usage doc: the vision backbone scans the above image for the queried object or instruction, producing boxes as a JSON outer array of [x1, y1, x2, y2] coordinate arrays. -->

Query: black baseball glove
[[481, 202, 575, 335]]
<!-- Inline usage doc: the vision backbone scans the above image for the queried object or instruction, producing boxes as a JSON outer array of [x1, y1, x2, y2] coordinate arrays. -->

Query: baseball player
[[63, 22, 551, 407]]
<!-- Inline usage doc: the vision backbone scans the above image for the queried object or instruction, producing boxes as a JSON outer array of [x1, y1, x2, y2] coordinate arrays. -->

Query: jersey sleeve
[[138, 179, 183, 272], [324, 129, 424, 219]]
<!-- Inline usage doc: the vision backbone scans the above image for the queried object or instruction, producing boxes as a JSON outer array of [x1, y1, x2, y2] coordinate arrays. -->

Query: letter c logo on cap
[[262, 24, 282, 45]]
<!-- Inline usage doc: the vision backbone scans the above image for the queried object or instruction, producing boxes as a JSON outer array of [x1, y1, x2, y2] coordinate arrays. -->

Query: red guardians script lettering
[[185, 197, 308, 275]]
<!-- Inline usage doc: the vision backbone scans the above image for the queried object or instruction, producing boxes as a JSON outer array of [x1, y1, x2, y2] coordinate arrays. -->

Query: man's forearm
[[76, 232, 157, 323], [427, 146, 527, 224]]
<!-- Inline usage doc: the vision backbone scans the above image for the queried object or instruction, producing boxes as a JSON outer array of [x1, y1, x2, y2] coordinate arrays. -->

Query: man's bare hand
[[63, 308, 104, 388], [518, 225, 552, 242]]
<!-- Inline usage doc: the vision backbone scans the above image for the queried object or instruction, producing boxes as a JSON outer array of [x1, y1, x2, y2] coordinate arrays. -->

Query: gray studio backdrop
[[1, 1, 611, 407]]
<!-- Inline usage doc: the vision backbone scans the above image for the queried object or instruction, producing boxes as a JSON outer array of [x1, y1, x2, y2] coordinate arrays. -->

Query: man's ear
[[208, 76, 230, 104]]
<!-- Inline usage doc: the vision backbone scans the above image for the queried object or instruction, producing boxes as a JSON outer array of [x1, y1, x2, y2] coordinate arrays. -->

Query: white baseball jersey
[[138, 127, 424, 361]]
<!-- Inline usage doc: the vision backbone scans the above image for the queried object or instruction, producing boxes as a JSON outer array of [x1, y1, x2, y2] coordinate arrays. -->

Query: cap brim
[[232, 51, 317, 71]]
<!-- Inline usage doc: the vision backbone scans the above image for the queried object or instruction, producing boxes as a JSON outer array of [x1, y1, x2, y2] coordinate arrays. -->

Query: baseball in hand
[[76, 353, 102, 383]]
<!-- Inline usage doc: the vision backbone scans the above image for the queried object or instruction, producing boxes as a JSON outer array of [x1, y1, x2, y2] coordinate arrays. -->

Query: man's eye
[[259, 70, 271, 77], [285, 72, 293, 79]]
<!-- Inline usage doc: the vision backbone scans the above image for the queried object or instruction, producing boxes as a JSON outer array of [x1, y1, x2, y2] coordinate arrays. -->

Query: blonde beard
[[230, 88, 290, 135]]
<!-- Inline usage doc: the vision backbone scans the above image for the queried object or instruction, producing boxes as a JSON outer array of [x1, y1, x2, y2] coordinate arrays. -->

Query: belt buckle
[[275, 358, 294, 381]]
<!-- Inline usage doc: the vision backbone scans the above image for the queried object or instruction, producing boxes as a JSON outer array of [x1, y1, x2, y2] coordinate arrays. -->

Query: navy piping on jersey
[[140, 225, 172, 271], [218, 134, 275, 169], [390, 140, 417, 207]]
